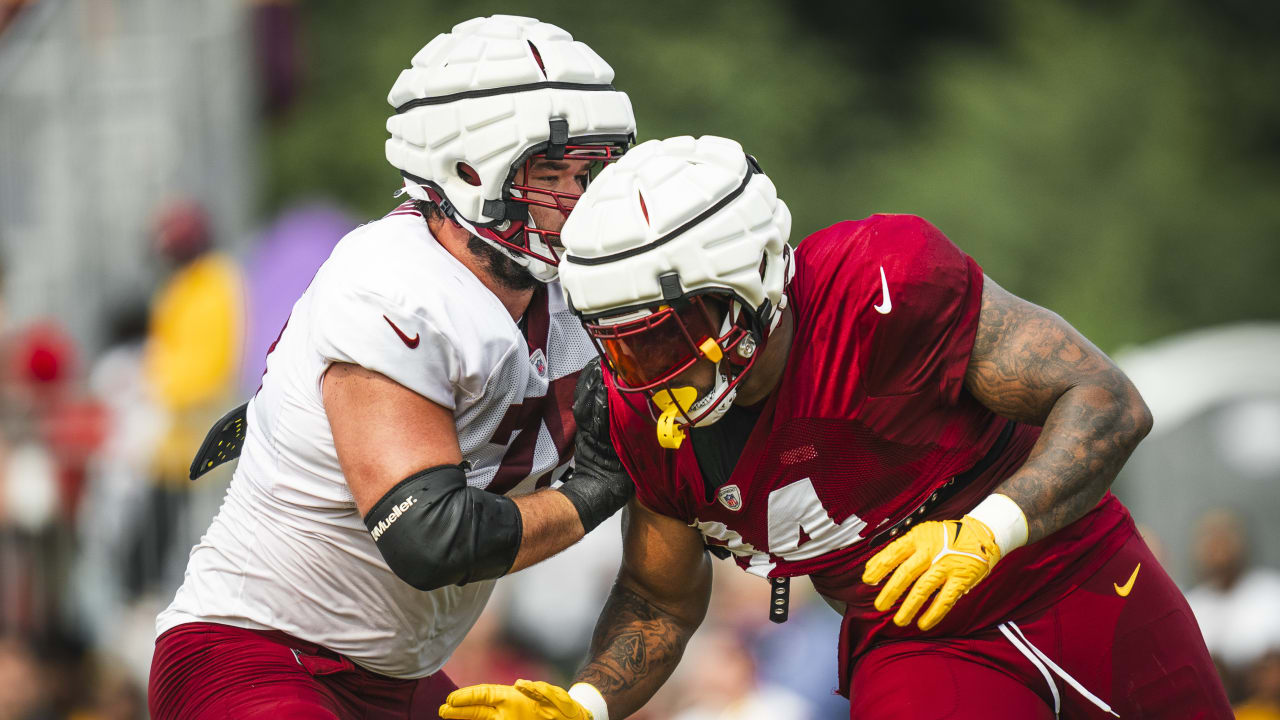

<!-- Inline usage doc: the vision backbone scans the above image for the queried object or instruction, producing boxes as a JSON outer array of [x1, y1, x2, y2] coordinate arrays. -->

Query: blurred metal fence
[[0, 0, 255, 352]]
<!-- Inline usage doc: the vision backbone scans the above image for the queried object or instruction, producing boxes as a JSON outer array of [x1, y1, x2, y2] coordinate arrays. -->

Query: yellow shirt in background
[[1236, 702, 1280, 720], [145, 252, 244, 482]]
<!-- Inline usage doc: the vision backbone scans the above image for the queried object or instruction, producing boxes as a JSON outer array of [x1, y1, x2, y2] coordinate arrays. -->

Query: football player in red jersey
[[439, 135, 1231, 720]]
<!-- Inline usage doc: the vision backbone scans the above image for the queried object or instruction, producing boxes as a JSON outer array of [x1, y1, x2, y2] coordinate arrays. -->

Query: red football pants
[[148, 622, 457, 720], [848, 526, 1231, 719]]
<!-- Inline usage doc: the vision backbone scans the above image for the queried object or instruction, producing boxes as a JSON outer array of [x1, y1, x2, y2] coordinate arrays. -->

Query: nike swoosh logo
[[874, 266, 892, 314], [383, 315, 420, 349], [1114, 562, 1141, 597]]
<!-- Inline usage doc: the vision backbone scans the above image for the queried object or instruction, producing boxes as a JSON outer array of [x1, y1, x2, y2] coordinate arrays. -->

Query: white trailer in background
[[1115, 322, 1280, 584]]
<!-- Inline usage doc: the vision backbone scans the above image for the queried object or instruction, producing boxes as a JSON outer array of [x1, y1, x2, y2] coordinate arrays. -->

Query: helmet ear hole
[[456, 162, 482, 186]]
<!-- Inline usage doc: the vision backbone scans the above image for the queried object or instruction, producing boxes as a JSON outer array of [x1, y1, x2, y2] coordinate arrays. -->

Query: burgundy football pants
[[148, 622, 457, 720], [848, 526, 1232, 719]]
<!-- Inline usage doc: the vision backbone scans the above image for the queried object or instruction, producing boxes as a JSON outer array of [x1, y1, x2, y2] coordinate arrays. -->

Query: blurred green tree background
[[263, 0, 1280, 352]]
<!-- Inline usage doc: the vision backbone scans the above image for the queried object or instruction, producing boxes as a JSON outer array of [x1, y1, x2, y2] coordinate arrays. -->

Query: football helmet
[[559, 136, 793, 447], [385, 15, 636, 281]]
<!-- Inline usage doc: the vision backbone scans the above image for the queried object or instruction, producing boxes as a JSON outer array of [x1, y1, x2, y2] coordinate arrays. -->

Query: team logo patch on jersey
[[529, 348, 548, 378], [717, 484, 743, 511]]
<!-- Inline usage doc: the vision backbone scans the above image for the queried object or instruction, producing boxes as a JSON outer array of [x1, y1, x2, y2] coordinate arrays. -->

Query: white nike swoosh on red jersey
[[874, 266, 892, 314]]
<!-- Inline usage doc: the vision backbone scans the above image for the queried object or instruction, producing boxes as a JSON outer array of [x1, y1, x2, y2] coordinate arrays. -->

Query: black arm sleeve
[[364, 463, 522, 591], [557, 360, 635, 533]]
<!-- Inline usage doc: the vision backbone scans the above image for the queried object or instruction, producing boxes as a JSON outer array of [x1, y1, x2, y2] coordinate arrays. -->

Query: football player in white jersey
[[148, 16, 637, 720]]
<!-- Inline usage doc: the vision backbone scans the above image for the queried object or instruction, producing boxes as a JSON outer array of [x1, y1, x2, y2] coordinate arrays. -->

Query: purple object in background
[[241, 202, 355, 393]]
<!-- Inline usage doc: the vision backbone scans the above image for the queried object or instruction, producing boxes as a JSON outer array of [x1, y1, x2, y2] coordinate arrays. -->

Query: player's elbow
[[381, 548, 487, 593], [1106, 372, 1153, 453], [364, 465, 523, 592], [1126, 386, 1154, 448]]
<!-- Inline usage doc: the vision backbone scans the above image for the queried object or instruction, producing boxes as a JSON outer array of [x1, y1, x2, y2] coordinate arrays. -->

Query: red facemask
[[585, 294, 760, 429], [484, 144, 626, 266]]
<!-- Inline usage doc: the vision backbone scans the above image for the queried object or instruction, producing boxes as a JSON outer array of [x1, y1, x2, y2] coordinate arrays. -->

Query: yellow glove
[[440, 680, 601, 720], [862, 515, 1002, 631]]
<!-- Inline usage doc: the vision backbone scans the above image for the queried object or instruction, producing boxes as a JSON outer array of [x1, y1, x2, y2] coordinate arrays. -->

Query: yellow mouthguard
[[652, 386, 698, 450]]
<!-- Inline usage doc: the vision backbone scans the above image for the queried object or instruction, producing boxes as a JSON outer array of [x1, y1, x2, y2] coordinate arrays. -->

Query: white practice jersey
[[157, 204, 596, 678]]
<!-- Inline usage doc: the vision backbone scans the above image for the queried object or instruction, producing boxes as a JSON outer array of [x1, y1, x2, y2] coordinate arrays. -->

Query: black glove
[[557, 360, 634, 532]]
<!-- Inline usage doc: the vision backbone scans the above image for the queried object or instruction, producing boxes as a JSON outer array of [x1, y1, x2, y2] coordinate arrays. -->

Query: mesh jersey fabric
[[605, 214, 1133, 693], [158, 205, 597, 678]]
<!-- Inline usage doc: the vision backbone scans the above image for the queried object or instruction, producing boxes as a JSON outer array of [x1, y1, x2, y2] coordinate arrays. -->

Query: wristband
[[568, 682, 609, 720], [967, 493, 1029, 555]]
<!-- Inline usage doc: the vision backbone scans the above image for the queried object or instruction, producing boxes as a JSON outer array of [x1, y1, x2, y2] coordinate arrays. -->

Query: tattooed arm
[[574, 498, 712, 718], [964, 276, 1153, 544]]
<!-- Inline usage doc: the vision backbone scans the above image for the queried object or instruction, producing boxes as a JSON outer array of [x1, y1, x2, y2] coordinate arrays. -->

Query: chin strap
[[518, 211, 560, 282], [401, 181, 557, 282], [397, 179, 431, 202]]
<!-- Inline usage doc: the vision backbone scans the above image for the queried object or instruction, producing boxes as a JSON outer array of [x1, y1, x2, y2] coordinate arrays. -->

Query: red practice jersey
[[606, 214, 1134, 693]]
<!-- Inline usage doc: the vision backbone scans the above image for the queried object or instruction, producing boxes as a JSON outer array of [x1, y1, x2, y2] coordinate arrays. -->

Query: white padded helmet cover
[[385, 15, 635, 226], [560, 136, 793, 322]]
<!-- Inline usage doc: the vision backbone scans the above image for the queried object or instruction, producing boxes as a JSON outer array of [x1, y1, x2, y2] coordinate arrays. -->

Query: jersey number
[[766, 478, 867, 561], [486, 371, 579, 494], [699, 477, 866, 575]]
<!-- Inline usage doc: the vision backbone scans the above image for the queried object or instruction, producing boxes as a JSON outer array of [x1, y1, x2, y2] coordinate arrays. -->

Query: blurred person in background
[[77, 657, 146, 720], [30, 631, 93, 719], [68, 301, 163, 672], [0, 631, 106, 720], [618, 567, 846, 720], [1236, 649, 1280, 720], [1, 320, 105, 638], [444, 136, 1229, 719], [139, 198, 244, 591], [750, 587, 848, 720], [443, 597, 554, 692], [495, 512, 624, 680], [669, 627, 811, 720], [147, 15, 636, 720], [146, 198, 243, 480], [0, 635, 50, 720], [1185, 508, 1280, 699], [0, 303, 106, 712], [677, 567, 845, 719]]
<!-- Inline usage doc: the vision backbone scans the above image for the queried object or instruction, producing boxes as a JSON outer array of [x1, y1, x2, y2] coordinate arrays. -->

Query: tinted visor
[[590, 295, 729, 391]]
